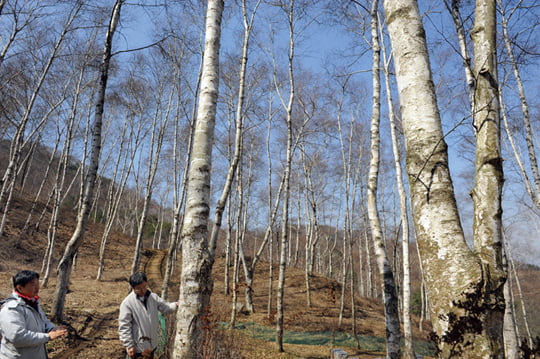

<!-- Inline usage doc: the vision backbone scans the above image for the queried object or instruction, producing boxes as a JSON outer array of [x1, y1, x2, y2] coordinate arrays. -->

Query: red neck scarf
[[15, 290, 40, 302]]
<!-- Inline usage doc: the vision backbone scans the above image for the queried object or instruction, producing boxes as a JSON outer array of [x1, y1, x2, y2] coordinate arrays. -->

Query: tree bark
[[162, 49, 201, 301], [503, 258, 519, 359], [209, 0, 261, 258], [470, 0, 506, 355], [381, 18, 415, 358], [382, 0, 506, 356], [51, 0, 124, 322], [366, 2, 401, 357], [275, 0, 296, 350], [172, 0, 223, 357]]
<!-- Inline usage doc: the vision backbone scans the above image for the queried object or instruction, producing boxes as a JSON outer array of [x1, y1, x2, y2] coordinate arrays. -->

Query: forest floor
[[0, 195, 482, 358]]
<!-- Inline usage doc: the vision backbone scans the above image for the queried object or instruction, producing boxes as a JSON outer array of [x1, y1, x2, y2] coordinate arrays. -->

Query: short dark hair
[[129, 272, 147, 287], [13, 270, 39, 288]]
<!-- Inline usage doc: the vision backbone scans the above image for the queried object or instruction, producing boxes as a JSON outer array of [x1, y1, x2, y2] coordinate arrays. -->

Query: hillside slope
[[0, 196, 405, 358], [1, 195, 537, 358]]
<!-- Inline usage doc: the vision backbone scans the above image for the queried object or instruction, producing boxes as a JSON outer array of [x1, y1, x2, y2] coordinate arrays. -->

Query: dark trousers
[[134, 348, 156, 358]]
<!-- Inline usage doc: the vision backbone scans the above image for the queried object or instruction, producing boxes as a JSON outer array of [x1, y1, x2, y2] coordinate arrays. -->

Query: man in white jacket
[[0, 270, 67, 359], [118, 272, 177, 358]]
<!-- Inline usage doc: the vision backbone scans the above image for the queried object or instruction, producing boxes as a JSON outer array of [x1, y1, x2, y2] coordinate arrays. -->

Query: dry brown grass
[[1, 195, 537, 358]]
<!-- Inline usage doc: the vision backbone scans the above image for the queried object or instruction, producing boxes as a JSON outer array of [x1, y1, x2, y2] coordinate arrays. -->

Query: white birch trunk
[[381, 22, 415, 359], [338, 233, 347, 329], [275, 2, 295, 351], [162, 53, 200, 300], [505, 238, 533, 348], [266, 231, 274, 318], [237, 150, 271, 314], [471, 0, 506, 354], [230, 188, 242, 328], [503, 263, 519, 359], [224, 200, 232, 296], [51, 0, 124, 322], [336, 79, 353, 327], [172, 1, 223, 357], [208, 0, 261, 257], [448, 1, 513, 354], [382, 0, 506, 356], [366, 3, 400, 358], [496, 0, 540, 207], [348, 233, 360, 349], [265, 107, 275, 318]]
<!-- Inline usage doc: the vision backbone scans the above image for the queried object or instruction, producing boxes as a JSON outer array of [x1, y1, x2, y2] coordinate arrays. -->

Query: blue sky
[[116, 1, 540, 266]]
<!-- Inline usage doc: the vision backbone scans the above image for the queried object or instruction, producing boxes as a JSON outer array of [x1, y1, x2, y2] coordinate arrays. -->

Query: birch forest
[[0, 0, 539, 358]]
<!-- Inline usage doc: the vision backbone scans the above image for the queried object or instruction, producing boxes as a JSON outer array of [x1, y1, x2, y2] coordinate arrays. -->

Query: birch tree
[[229, 180, 243, 328], [238, 145, 286, 314], [366, 1, 400, 357], [161, 35, 201, 301], [96, 109, 143, 280], [0, 2, 84, 237], [273, 0, 297, 350], [173, 0, 224, 356], [42, 64, 89, 287], [51, 0, 125, 322], [502, 238, 519, 359], [130, 85, 170, 275], [445, 1, 521, 356], [381, 18, 415, 359], [0, 1, 43, 69], [497, 0, 540, 210], [335, 75, 356, 328], [505, 238, 533, 349], [382, 0, 506, 356], [470, 0, 506, 354], [209, 0, 261, 259]]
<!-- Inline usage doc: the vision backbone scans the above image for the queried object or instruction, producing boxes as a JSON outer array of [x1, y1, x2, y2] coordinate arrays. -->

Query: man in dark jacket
[[0, 270, 67, 359]]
